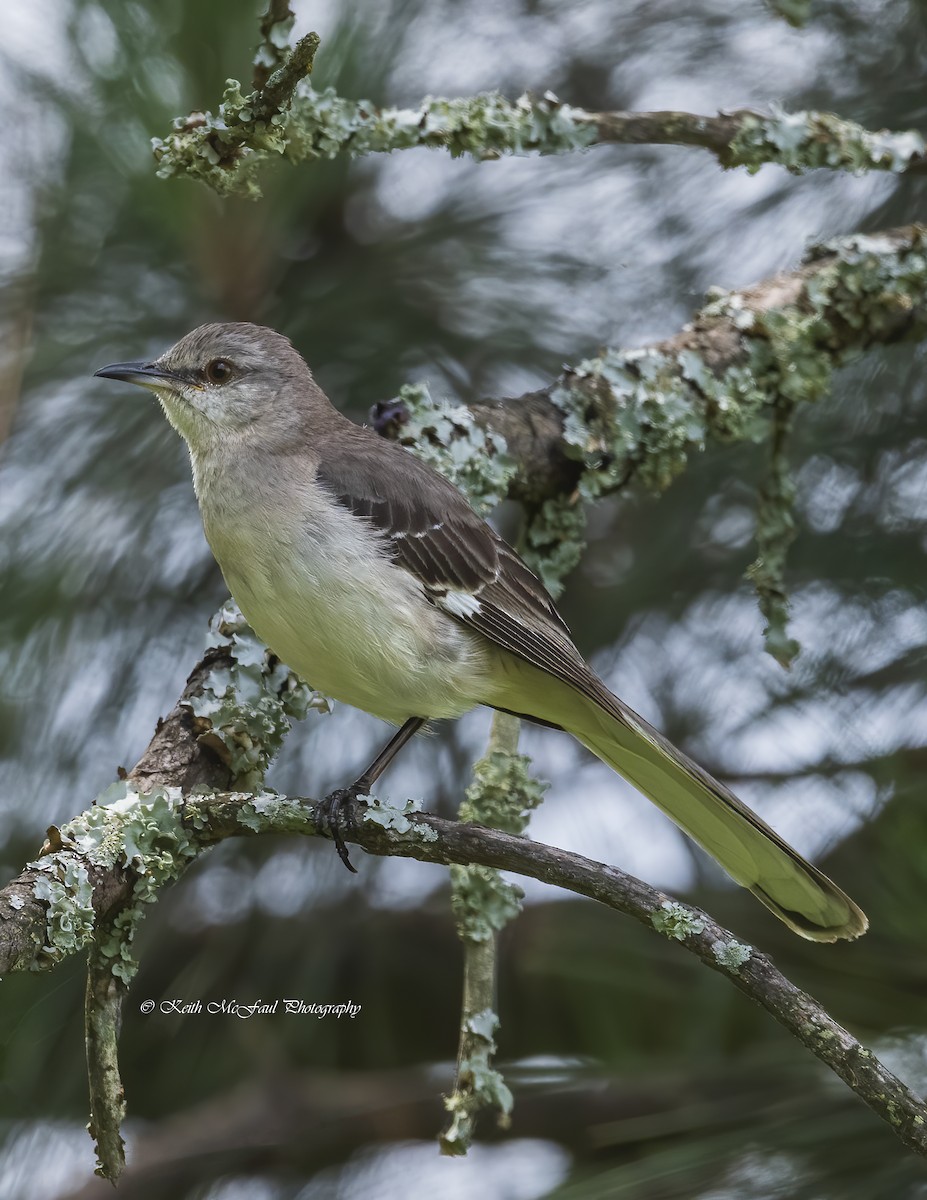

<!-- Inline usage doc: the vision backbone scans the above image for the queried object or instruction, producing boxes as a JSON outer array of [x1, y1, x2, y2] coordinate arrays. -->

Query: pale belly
[[206, 507, 493, 726]]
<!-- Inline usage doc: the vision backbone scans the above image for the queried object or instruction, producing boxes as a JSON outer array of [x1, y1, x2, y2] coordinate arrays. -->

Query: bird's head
[[95, 322, 317, 451]]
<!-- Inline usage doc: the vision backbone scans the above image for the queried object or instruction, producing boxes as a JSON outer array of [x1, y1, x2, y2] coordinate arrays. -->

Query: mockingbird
[[95, 322, 867, 942]]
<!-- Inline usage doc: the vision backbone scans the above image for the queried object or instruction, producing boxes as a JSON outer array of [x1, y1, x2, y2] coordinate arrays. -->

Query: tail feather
[[573, 681, 867, 942]]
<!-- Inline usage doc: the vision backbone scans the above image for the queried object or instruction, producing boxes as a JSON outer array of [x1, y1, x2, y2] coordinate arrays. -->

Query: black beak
[[93, 361, 184, 389]]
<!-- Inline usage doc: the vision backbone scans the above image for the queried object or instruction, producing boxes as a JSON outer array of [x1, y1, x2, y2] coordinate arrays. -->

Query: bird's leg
[[318, 717, 426, 872]]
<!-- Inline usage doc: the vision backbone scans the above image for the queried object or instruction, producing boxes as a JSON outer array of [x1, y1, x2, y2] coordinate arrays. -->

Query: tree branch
[[378, 223, 927, 510], [6, 784, 927, 1157], [0, 603, 320, 979], [153, 31, 927, 200], [376, 222, 927, 655], [153, 31, 320, 199], [12, 603, 321, 1180], [441, 712, 540, 1154], [85, 929, 128, 1182], [252, 0, 296, 91], [591, 106, 927, 174]]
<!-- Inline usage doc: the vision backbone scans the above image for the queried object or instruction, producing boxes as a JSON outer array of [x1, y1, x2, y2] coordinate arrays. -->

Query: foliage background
[[1, 0, 926, 1196]]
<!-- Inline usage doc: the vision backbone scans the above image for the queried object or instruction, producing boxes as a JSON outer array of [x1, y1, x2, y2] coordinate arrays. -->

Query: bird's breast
[[195, 469, 491, 724]]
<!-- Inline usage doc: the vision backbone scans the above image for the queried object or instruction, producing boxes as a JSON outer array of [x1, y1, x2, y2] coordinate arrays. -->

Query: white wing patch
[[443, 590, 482, 618], [390, 521, 443, 542]]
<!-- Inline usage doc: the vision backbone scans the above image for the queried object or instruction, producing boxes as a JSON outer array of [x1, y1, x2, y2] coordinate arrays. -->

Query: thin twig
[[85, 929, 128, 1182], [252, 0, 296, 90], [154, 80, 927, 197], [252, 32, 320, 123], [442, 712, 524, 1153]]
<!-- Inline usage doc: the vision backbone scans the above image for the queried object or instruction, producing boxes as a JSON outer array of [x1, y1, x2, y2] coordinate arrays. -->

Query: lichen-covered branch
[[441, 712, 546, 1154], [378, 225, 927, 511], [4, 783, 927, 1158], [746, 399, 801, 666], [152, 31, 320, 199], [153, 29, 927, 199], [85, 931, 128, 1181], [1, 602, 321, 978], [596, 105, 927, 175], [7, 603, 323, 1180], [543, 227, 927, 501], [377, 223, 927, 656], [252, 0, 296, 91]]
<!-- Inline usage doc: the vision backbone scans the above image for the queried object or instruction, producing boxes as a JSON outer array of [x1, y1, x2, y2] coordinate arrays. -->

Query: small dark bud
[[370, 398, 409, 439]]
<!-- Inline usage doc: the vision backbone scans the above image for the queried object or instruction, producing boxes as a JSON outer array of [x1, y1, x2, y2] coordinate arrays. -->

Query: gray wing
[[317, 433, 868, 942], [314, 432, 593, 694]]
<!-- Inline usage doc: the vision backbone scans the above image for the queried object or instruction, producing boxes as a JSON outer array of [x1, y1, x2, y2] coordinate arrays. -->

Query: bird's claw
[[317, 785, 366, 873]]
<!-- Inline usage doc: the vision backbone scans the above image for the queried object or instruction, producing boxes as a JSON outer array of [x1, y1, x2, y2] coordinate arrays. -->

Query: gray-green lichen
[[286, 86, 595, 163], [33, 784, 324, 979], [253, 13, 295, 85], [31, 783, 199, 977], [459, 747, 547, 834], [652, 900, 706, 941], [391, 383, 517, 516], [187, 601, 325, 789], [551, 347, 712, 500], [236, 789, 308, 834], [452, 725, 543, 939], [441, 1006, 514, 1154], [154, 82, 598, 199], [361, 796, 439, 843], [550, 228, 927, 659], [152, 79, 288, 199], [450, 864, 523, 942], [552, 231, 927, 499], [711, 937, 753, 971], [152, 31, 319, 199], [32, 859, 95, 962], [728, 106, 926, 176], [155, 45, 927, 202], [746, 403, 801, 667], [444, 713, 540, 1146], [520, 494, 587, 599]]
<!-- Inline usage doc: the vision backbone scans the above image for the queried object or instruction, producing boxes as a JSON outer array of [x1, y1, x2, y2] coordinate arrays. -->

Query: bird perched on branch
[[96, 322, 867, 942]]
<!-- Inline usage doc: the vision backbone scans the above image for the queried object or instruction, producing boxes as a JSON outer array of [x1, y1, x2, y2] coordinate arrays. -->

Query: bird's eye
[[205, 359, 234, 385]]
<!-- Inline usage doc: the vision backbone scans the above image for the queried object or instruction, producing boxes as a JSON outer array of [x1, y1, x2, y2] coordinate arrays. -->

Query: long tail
[[567, 677, 867, 942]]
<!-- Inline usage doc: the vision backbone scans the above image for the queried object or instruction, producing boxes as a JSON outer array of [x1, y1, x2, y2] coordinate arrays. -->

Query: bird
[[95, 322, 867, 942]]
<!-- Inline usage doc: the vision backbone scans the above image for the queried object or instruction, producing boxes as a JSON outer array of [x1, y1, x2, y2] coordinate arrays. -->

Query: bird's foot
[[317, 784, 368, 873]]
